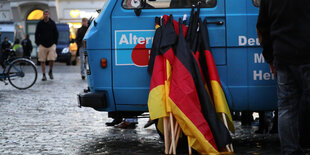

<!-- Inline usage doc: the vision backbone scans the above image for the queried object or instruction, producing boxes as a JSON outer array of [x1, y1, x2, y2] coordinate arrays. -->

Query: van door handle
[[207, 21, 224, 25]]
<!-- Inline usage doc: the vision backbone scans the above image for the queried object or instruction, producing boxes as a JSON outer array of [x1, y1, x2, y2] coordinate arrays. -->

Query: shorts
[[38, 44, 57, 62]]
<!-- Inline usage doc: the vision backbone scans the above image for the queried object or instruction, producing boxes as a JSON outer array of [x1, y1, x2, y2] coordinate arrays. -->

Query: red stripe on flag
[[169, 57, 218, 150], [163, 15, 188, 37], [204, 50, 222, 88], [149, 55, 166, 90]]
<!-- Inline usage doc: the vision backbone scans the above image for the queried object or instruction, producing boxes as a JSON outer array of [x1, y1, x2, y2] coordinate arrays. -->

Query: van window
[[122, 0, 217, 9], [58, 31, 70, 44], [252, 0, 261, 7]]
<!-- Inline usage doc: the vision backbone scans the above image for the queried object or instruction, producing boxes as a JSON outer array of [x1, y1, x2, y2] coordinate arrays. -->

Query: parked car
[[56, 23, 77, 65]]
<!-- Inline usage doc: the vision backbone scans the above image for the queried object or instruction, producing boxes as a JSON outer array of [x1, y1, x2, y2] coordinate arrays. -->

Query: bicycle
[[0, 49, 38, 90]]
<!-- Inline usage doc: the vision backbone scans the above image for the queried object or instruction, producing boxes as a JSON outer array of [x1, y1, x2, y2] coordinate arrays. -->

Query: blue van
[[56, 23, 76, 65], [78, 0, 276, 117]]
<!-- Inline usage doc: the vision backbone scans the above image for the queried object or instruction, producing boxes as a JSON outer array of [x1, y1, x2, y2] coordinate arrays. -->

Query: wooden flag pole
[[169, 121, 178, 154], [230, 144, 234, 152], [226, 143, 232, 152], [175, 126, 181, 148], [169, 121, 181, 154], [164, 117, 170, 154], [221, 113, 234, 152], [169, 113, 176, 154], [187, 136, 192, 155]]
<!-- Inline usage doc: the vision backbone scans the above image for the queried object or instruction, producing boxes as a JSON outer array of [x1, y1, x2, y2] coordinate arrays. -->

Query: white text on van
[[238, 36, 260, 46]]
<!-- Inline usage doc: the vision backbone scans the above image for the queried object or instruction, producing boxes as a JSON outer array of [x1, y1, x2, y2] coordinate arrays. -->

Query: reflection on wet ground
[[79, 118, 191, 155], [79, 119, 310, 155], [1, 65, 309, 154], [79, 117, 162, 154], [233, 121, 281, 154]]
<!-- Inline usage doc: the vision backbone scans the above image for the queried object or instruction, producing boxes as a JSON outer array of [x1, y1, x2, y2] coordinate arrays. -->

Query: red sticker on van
[[131, 41, 150, 66]]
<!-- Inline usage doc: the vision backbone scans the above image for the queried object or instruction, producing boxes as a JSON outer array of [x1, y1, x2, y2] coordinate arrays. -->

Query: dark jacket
[[35, 18, 59, 48], [257, 0, 310, 65], [76, 26, 88, 48], [1, 41, 11, 52], [21, 38, 33, 56]]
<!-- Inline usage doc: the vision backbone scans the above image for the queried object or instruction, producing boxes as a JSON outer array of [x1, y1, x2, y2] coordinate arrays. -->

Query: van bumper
[[78, 91, 107, 110]]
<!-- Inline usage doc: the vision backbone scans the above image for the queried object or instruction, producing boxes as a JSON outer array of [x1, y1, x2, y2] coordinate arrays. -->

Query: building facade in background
[[0, 0, 104, 56]]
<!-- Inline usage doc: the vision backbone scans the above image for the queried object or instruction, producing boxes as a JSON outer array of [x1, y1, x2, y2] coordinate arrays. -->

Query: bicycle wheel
[[8, 59, 38, 90]]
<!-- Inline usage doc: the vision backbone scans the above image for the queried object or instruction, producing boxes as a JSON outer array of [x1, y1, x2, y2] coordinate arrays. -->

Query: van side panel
[[83, 0, 277, 112], [111, 0, 228, 111], [83, 0, 118, 111], [87, 49, 115, 111], [84, 0, 116, 50], [226, 0, 277, 111]]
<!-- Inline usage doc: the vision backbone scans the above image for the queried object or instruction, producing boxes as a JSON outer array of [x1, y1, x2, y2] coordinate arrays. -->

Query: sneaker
[[48, 71, 54, 80], [82, 75, 86, 80], [42, 74, 47, 81], [114, 121, 136, 129]]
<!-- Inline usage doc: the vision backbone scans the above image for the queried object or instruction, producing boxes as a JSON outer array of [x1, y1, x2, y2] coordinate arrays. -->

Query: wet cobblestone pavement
[[0, 65, 308, 154]]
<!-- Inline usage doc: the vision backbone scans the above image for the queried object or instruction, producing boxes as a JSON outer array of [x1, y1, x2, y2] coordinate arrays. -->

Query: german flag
[[148, 15, 183, 120], [164, 16, 220, 153], [148, 17, 161, 74], [172, 17, 234, 152], [147, 17, 170, 120], [199, 18, 235, 133], [148, 15, 232, 153]]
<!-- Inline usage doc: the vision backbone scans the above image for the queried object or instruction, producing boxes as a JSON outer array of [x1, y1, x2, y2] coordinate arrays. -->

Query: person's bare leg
[[49, 60, 54, 71], [48, 60, 54, 79], [41, 62, 47, 81], [41, 62, 46, 73]]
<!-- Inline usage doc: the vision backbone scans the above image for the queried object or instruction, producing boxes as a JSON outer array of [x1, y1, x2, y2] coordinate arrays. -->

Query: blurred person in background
[[22, 34, 33, 59], [1, 37, 11, 53], [76, 18, 88, 80], [12, 39, 23, 58], [0, 33, 2, 68], [35, 10, 58, 81], [1, 37, 11, 68]]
